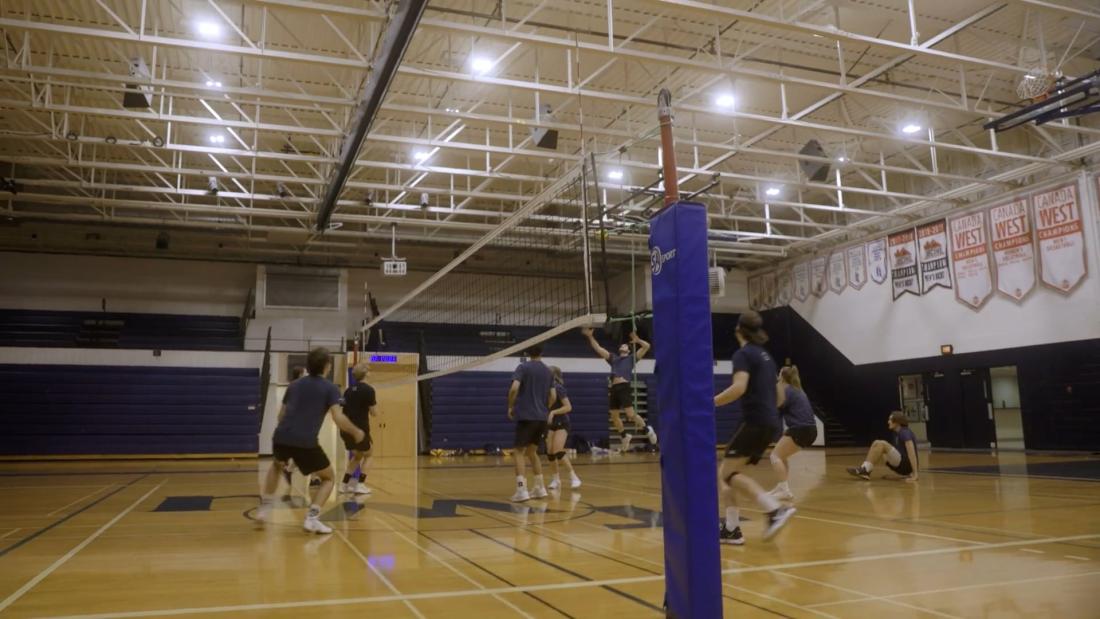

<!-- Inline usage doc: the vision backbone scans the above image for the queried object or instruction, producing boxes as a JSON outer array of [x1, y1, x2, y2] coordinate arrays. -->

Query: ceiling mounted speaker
[[531, 104, 558, 150], [155, 231, 170, 250], [124, 57, 153, 108], [798, 139, 831, 183]]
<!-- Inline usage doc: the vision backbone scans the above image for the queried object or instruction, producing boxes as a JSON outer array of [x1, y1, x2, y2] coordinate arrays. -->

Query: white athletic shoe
[[530, 485, 549, 499], [351, 483, 372, 495], [547, 476, 561, 490], [255, 502, 273, 526], [620, 433, 633, 453], [645, 426, 658, 445], [511, 487, 531, 502], [768, 486, 795, 501], [762, 506, 796, 541], [303, 516, 333, 534], [570, 476, 582, 489], [337, 482, 349, 494]]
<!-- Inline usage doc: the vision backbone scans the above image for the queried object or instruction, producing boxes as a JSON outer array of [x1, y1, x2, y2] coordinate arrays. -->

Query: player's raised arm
[[581, 326, 611, 360], [630, 332, 651, 361]]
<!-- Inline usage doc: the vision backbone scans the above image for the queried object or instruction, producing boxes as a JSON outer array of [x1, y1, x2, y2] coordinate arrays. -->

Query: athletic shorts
[[273, 443, 330, 475], [515, 420, 548, 447], [547, 414, 571, 432], [785, 425, 818, 449], [724, 422, 777, 464], [608, 382, 634, 410], [341, 430, 372, 452], [885, 445, 913, 476]]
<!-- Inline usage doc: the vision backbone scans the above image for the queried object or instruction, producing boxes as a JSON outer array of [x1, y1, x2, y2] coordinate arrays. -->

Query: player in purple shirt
[[768, 365, 819, 501], [545, 366, 581, 491], [581, 326, 657, 452], [847, 411, 920, 482]]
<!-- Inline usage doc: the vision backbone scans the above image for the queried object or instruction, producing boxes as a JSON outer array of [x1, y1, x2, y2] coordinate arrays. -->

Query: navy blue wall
[[0, 309, 242, 351], [0, 364, 259, 455]]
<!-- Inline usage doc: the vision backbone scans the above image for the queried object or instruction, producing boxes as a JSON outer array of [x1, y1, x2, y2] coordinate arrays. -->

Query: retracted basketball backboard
[[381, 223, 407, 276]]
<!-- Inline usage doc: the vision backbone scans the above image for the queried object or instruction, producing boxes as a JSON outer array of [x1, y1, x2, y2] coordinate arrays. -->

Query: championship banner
[[777, 270, 793, 306], [793, 261, 810, 302], [989, 198, 1036, 301], [949, 211, 993, 310], [1033, 183, 1087, 294], [811, 255, 828, 297], [917, 219, 952, 294], [827, 251, 847, 294], [847, 244, 868, 289], [867, 238, 888, 284], [747, 275, 762, 310], [888, 229, 920, 299], [762, 271, 777, 308]]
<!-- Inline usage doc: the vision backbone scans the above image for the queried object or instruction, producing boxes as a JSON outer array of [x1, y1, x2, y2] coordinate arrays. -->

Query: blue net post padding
[[649, 202, 722, 618]]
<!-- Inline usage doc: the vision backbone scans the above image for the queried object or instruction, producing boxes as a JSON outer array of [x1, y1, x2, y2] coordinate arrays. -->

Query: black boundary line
[[467, 528, 665, 614], [415, 530, 576, 619], [0, 474, 147, 557], [925, 468, 1100, 483]]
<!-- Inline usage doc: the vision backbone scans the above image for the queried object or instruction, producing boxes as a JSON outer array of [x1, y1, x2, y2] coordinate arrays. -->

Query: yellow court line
[[35, 533, 1100, 619], [0, 482, 165, 614]]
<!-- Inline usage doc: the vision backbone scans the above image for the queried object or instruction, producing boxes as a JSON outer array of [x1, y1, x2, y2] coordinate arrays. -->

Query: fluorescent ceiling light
[[196, 21, 222, 38], [901, 123, 923, 134], [765, 186, 781, 196], [413, 151, 431, 161], [714, 94, 736, 108], [209, 135, 225, 144], [608, 170, 624, 181], [470, 56, 494, 75]]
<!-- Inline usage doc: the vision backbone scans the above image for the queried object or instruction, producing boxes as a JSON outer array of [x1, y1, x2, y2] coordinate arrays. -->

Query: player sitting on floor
[[847, 411, 920, 482]]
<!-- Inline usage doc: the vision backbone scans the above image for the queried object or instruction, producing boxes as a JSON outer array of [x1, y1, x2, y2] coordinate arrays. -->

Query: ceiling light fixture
[[209, 135, 225, 144], [608, 170, 624, 181], [765, 186, 781, 197], [413, 150, 430, 161], [714, 93, 736, 109], [196, 21, 222, 38], [901, 123, 923, 134], [470, 56, 494, 75]]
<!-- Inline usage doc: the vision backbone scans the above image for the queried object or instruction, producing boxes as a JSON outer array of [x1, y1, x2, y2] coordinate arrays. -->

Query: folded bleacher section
[[0, 364, 259, 456], [0, 309, 242, 351]]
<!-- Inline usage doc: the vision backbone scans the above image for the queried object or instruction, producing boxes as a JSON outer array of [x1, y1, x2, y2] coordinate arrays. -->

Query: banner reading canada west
[[1033, 183, 1087, 294], [949, 211, 993, 310], [827, 251, 847, 294], [917, 219, 952, 294], [811, 255, 828, 297], [747, 275, 762, 310], [867, 238, 888, 285], [847, 244, 868, 289], [793, 261, 810, 302], [989, 198, 1036, 301], [888, 229, 920, 300], [762, 271, 777, 308], [776, 270, 793, 306]]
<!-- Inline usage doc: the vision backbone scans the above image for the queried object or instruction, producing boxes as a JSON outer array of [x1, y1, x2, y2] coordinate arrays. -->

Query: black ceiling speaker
[[798, 139, 831, 183], [124, 57, 153, 108], [531, 104, 558, 150], [155, 231, 170, 250]]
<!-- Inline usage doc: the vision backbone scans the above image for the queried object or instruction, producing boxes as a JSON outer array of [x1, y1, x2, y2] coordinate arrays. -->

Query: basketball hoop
[[1017, 66, 1055, 101]]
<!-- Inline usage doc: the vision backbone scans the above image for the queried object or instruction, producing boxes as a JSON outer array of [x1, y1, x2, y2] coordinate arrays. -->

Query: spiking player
[[581, 327, 656, 451]]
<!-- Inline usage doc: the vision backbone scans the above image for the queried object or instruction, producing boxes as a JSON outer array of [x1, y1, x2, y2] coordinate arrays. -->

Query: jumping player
[[507, 345, 556, 502], [581, 326, 656, 451], [339, 362, 377, 495], [714, 312, 796, 545], [768, 366, 818, 501], [847, 412, 920, 482], [546, 366, 581, 491], [257, 348, 365, 534]]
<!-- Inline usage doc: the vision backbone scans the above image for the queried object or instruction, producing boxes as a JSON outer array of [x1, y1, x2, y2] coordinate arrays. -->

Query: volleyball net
[[361, 156, 607, 380]]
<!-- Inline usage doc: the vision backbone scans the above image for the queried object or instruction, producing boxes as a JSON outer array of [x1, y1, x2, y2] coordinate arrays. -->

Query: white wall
[[787, 173, 1100, 365], [0, 252, 254, 315]]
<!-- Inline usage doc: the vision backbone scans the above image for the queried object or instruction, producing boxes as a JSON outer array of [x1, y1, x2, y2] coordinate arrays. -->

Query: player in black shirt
[[847, 411, 920, 482], [340, 363, 377, 495], [714, 311, 796, 545], [546, 366, 581, 491]]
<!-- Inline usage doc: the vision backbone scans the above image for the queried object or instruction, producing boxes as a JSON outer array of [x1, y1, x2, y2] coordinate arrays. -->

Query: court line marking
[[1064, 555, 1090, 561], [0, 528, 19, 541], [37, 534, 1100, 618], [45, 485, 116, 517], [775, 571, 962, 619], [807, 569, 1100, 607], [1020, 548, 1044, 554], [0, 481, 164, 614], [369, 513, 538, 618]]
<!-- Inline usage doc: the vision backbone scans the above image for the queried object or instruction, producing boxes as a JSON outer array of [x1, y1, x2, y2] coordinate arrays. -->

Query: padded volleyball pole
[[651, 88, 722, 618]]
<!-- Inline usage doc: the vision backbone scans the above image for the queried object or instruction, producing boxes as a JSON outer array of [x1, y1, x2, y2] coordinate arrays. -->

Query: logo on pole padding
[[650, 246, 677, 275]]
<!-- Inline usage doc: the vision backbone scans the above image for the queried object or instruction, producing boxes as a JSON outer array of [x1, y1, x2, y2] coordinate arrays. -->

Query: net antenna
[[361, 156, 606, 383]]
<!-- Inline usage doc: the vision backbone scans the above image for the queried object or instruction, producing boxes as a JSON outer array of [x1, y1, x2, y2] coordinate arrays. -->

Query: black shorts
[[724, 422, 777, 464], [341, 430, 372, 452], [548, 415, 571, 432], [608, 382, 634, 410], [515, 420, 548, 447], [272, 443, 331, 475], [785, 425, 818, 448], [887, 460, 914, 476]]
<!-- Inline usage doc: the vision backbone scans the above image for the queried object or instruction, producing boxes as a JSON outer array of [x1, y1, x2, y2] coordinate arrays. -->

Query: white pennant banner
[[811, 255, 828, 298], [949, 211, 993, 310], [794, 262, 810, 302], [888, 229, 920, 300], [867, 238, 888, 285], [989, 198, 1036, 302], [828, 251, 847, 294], [917, 219, 952, 294], [847, 244, 868, 290], [1033, 183, 1088, 294]]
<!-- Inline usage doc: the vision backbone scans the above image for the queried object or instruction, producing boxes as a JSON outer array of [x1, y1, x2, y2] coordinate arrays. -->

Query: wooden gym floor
[[1, 450, 1098, 618]]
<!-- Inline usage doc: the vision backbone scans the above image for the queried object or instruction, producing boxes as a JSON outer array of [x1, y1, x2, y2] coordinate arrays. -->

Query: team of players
[[260, 314, 919, 546]]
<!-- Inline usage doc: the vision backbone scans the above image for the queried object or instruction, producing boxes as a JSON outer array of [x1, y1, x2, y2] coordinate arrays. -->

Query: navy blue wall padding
[[0, 364, 259, 455], [0, 309, 242, 351], [428, 371, 612, 450], [649, 202, 722, 618], [374, 321, 623, 358]]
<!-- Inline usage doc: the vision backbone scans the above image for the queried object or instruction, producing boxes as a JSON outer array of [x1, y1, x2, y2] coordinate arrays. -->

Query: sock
[[533, 474, 544, 488], [758, 492, 781, 513], [725, 507, 739, 530], [777, 481, 790, 491], [862, 461, 874, 472], [308, 505, 320, 519], [261, 496, 274, 505], [342, 473, 351, 483], [551, 474, 560, 480], [358, 473, 366, 483], [516, 476, 526, 487]]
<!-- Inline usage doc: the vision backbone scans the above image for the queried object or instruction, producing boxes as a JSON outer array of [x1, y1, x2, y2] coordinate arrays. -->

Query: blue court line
[[0, 474, 147, 558]]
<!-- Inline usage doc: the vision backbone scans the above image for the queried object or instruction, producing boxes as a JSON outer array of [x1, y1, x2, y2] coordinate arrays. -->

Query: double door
[[924, 368, 994, 449]]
